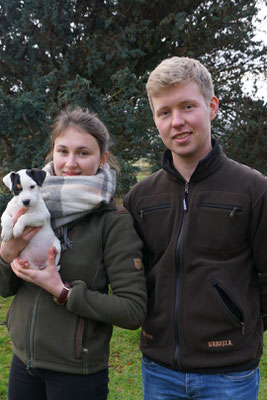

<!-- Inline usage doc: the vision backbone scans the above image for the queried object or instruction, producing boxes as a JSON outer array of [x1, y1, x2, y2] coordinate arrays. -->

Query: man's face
[[152, 81, 219, 171]]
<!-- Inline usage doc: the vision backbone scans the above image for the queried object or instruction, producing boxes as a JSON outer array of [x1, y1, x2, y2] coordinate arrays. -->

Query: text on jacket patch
[[208, 340, 233, 348]]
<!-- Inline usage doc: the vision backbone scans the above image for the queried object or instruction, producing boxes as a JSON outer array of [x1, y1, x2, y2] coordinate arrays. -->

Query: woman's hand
[[11, 246, 65, 297], [0, 208, 41, 264]]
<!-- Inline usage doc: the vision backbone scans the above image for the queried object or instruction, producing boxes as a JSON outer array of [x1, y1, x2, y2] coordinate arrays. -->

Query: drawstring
[[59, 226, 73, 251]]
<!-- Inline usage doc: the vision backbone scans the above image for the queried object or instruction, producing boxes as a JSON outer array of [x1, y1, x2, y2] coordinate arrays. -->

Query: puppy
[[1, 168, 61, 270]]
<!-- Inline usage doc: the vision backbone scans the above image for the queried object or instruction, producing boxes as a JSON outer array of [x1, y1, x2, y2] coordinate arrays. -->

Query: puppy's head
[[3, 169, 47, 208]]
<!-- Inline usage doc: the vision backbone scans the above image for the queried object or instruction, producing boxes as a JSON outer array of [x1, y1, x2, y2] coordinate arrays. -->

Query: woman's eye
[[80, 151, 89, 156], [58, 149, 67, 154]]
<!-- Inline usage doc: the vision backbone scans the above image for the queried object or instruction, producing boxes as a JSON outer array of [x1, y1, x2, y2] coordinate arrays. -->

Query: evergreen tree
[[0, 0, 265, 207]]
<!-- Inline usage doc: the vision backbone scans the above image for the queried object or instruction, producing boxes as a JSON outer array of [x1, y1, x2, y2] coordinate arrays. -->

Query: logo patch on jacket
[[134, 258, 143, 270], [208, 339, 233, 348]]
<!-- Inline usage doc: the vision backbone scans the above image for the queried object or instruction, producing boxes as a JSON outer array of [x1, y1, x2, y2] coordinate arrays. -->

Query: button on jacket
[[124, 139, 267, 373]]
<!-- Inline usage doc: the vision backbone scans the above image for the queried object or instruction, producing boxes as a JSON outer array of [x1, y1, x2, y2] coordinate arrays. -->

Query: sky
[[242, 2, 267, 101]]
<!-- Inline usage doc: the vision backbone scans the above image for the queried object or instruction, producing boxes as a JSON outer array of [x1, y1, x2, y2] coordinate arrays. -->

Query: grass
[[0, 298, 13, 399], [135, 159, 151, 182], [0, 296, 267, 399], [109, 328, 142, 399]]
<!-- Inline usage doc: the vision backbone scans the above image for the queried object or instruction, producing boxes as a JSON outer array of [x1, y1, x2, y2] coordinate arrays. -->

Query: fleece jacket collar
[[162, 138, 227, 183]]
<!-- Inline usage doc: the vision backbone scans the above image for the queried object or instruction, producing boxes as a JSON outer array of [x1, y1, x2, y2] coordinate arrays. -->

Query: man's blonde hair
[[146, 57, 214, 110]]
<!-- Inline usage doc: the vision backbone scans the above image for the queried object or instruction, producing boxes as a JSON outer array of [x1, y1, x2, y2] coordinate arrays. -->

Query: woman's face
[[53, 126, 107, 176]]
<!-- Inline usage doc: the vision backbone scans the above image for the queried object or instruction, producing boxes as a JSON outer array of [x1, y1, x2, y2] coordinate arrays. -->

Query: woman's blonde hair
[[146, 57, 214, 110], [46, 107, 120, 173]]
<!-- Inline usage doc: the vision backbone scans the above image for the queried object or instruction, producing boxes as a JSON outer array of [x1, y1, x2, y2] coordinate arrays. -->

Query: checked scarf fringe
[[41, 162, 116, 231]]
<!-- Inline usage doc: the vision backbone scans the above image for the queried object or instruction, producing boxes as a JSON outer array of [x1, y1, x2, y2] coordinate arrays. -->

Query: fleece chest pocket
[[136, 194, 176, 256], [191, 191, 250, 252]]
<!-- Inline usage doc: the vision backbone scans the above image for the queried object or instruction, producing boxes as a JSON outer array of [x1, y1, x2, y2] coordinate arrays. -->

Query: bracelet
[[53, 282, 72, 305]]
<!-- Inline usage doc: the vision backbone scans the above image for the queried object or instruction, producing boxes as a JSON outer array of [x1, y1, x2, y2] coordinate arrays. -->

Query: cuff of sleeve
[[0, 255, 11, 265]]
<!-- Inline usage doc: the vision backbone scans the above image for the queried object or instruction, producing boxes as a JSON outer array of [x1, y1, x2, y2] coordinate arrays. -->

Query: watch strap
[[53, 282, 72, 305]]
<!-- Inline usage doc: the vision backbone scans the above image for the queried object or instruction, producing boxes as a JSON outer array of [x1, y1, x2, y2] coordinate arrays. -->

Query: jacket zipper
[[26, 288, 43, 371], [139, 204, 171, 218], [211, 280, 245, 335], [173, 181, 189, 369], [200, 203, 243, 218]]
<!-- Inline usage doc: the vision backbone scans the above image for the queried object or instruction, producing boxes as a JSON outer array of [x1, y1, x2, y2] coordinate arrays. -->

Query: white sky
[[242, 1, 267, 101]]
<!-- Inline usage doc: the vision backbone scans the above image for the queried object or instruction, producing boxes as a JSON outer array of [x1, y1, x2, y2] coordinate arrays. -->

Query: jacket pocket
[[211, 278, 245, 335], [139, 204, 171, 218], [191, 191, 250, 252], [75, 317, 86, 359], [136, 196, 174, 257], [200, 203, 243, 218]]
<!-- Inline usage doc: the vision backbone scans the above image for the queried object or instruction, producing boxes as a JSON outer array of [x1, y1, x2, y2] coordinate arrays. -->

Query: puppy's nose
[[23, 199, 30, 206]]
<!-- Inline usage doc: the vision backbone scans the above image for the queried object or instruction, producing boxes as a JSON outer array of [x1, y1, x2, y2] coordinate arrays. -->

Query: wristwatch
[[53, 282, 72, 305]]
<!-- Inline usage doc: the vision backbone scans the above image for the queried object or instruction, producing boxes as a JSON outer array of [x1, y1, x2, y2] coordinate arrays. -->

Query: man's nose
[[172, 110, 185, 127]]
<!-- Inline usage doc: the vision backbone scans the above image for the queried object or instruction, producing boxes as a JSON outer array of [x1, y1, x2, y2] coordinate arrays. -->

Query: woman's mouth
[[63, 171, 81, 176]]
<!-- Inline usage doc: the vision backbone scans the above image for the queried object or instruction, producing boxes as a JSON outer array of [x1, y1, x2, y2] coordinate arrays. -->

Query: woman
[[0, 107, 147, 400]]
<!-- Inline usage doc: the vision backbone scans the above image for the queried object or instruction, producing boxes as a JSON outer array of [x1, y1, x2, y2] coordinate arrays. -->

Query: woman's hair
[[146, 57, 214, 110], [46, 107, 120, 172]]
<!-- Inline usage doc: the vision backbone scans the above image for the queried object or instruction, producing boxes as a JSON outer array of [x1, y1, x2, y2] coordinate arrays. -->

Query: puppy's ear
[[3, 171, 16, 191], [26, 169, 47, 187]]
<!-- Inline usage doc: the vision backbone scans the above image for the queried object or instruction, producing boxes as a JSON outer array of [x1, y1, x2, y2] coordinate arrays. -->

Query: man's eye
[[160, 111, 169, 117], [185, 104, 194, 110]]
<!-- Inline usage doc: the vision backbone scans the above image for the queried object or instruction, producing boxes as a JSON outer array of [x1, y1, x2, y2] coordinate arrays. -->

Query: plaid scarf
[[41, 162, 116, 230]]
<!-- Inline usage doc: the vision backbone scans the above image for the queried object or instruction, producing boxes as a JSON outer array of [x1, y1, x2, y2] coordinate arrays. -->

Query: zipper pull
[[139, 209, 144, 218], [183, 182, 189, 211], [230, 206, 237, 218], [241, 322, 245, 335]]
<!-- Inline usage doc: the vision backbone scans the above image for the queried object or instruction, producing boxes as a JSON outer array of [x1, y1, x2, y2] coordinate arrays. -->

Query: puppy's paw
[[1, 227, 13, 242], [56, 264, 61, 271], [12, 224, 24, 238]]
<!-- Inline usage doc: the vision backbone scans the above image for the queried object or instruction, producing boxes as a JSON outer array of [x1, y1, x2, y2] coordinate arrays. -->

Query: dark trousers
[[8, 354, 109, 400]]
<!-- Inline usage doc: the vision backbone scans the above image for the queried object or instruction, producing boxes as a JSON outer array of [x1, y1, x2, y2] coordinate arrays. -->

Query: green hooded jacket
[[0, 204, 147, 375]]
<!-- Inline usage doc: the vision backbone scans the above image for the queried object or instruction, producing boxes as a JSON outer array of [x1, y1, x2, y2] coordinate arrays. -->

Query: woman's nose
[[65, 154, 77, 167]]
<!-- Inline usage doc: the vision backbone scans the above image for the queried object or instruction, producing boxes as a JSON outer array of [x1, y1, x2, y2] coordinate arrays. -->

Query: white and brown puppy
[[1, 168, 61, 270]]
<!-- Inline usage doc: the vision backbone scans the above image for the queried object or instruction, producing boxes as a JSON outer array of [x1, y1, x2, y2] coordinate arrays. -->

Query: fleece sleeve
[[66, 211, 147, 330]]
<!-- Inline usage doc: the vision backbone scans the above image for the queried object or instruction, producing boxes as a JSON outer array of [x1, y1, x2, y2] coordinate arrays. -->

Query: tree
[[223, 97, 266, 173], [0, 0, 265, 209]]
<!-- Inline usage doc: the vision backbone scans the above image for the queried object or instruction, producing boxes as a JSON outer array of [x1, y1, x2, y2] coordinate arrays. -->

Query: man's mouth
[[173, 132, 192, 140]]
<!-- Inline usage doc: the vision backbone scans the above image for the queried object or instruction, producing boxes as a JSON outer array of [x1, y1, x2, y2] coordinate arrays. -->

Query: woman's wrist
[[53, 282, 72, 305], [0, 247, 12, 264], [0, 253, 10, 264]]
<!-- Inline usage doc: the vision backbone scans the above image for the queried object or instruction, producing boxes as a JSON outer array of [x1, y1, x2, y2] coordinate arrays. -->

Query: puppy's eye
[[30, 185, 35, 189]]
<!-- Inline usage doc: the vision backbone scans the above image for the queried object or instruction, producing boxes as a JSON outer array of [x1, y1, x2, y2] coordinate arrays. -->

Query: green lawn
[[0, 297, 267, 399]]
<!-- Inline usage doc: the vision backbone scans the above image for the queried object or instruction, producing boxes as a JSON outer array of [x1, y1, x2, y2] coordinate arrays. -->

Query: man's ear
[[210, 96, 219, 121]]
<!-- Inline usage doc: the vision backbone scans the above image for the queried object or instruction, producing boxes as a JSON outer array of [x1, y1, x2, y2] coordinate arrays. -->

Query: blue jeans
[[142, 356, 260, 400]]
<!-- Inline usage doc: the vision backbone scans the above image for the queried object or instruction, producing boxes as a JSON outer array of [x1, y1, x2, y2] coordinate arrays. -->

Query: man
[[124, 57, 267, 399]]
